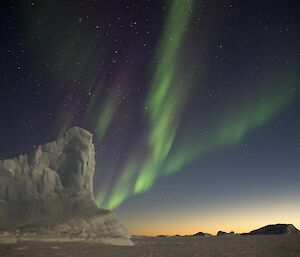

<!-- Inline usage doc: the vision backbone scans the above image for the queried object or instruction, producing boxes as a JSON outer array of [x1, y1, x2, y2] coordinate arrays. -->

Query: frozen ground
[[0, 234, 300, 257]]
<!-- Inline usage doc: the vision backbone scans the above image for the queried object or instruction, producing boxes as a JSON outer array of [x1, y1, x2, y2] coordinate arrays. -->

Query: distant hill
[[192, 232, 205, 237], [155, 224, 300, 238], [244, 224, 300, 235], [191, 232, 212, 237], [217, 231, 235, 236]]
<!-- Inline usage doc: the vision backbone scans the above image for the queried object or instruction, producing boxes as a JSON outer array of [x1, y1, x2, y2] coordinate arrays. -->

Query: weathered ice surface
[[248, 224, 300, 235], [0, 127, 132, 245]]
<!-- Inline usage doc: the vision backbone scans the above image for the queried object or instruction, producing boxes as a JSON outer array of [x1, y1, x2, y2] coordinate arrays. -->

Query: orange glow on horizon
[[127, 221, 300, 236], [120, 197, 300, 236]]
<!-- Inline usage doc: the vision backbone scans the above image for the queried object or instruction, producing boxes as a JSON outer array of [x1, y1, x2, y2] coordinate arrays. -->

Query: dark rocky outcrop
[[192, 232, 205, 237], [248, 224, 299, 235], [217, 231, 235, 236], [0, 127, 132, 245]]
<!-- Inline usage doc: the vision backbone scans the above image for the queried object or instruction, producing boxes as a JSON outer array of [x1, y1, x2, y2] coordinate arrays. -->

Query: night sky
[[0, 0, 299, 235]]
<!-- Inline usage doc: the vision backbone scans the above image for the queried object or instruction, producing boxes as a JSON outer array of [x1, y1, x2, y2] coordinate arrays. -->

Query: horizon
[[121, 202, 300, 236], [128, 221, 300, 237]]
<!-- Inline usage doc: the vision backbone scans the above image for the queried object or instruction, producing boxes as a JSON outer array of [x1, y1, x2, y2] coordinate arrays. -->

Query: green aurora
[[96, 0, 195, 209], [163, 80, 297, 176], [95, 0, 297, 210], [96, 93, 120, 140]]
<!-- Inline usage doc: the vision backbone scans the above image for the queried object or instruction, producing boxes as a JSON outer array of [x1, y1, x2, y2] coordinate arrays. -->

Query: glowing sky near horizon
[[0, 0, 299, 236], [122, 195, 300, 236]]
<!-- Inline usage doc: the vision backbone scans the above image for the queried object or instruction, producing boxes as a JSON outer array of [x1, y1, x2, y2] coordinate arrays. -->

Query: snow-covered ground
[[1, 234, 300, 257]]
